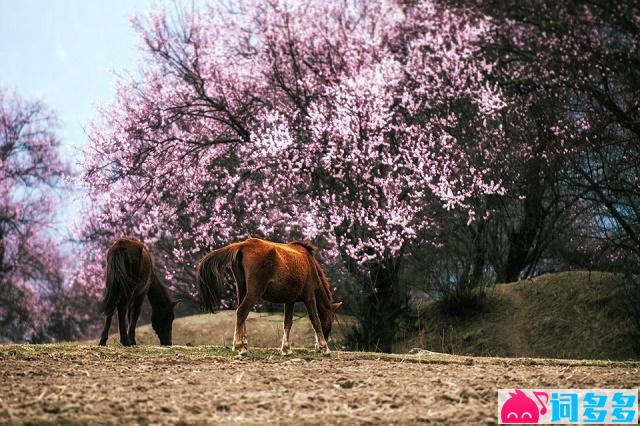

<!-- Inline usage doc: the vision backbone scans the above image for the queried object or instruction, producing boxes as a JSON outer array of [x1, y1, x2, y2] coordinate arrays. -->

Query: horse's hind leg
[[117, 301, 131, 346], [280, 302, 294, 356], [233, 290, 259, 355], [232, 260, 248, 346], [304, 297, 330, 355], [236, 280, 248, 347], [99, 313, 113, 346], [127, 294, 144, 345]]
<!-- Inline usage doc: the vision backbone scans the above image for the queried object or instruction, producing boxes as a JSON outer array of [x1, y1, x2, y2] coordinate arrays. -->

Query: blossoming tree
[[478, 0, 640, 275], [82, 0, 512, 350], [0, 89, 68, 341]]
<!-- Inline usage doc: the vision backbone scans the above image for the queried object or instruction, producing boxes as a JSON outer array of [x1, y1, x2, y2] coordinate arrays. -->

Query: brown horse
[[99, 237, 179, 346], [196, 238, 342, 355]]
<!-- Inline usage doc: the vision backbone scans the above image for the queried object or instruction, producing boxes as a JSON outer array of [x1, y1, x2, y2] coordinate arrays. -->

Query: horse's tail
[[101, 247, 137, 316], [196, 244, 240, 313]]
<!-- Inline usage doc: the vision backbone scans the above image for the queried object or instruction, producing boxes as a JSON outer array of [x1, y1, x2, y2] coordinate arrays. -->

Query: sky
[[0, 1, 158, 157], [0, 0, 169, 241]]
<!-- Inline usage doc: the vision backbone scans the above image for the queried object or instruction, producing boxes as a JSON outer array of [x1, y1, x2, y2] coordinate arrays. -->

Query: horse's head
[[151, 300, 180, 345], [319, 301, 343, 340]]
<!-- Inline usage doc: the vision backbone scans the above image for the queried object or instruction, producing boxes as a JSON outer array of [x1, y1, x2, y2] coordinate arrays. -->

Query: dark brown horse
[[196, 238, 342, 355], [99, 237, 178, 346]]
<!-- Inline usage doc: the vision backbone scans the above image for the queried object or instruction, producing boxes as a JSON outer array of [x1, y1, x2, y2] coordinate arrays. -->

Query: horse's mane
[[290, 240, 318, 256], [291, 241, 333, 303], [311, 256, 333, 303]]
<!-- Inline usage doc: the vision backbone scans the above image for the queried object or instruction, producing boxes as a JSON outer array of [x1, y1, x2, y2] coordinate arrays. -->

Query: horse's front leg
[[304, 297, 330, 356], [280, 302, 294, 355]]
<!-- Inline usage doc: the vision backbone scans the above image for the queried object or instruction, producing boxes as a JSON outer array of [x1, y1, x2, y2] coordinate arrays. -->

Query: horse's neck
[[147, 276, 171, 310]]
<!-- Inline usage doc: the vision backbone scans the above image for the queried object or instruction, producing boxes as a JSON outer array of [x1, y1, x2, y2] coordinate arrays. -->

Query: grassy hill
[[106, 310, 355, 349], [102, 271, 637, 360], [398, 271, 637, 360]]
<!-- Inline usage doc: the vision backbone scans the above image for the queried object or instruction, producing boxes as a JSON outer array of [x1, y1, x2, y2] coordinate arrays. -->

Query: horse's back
[[109, 237, 145, 255], [238, 238, 312, 302], [108, 237, 152, 278], [240, 238, 309, 261]]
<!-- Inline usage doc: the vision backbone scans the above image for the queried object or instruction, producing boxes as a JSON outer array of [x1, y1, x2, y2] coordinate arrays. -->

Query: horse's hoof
[[281, 348, 293, 356], [98, 340, 107, 347], [322, 348, 332, 356], [238, 348, 248, 356]]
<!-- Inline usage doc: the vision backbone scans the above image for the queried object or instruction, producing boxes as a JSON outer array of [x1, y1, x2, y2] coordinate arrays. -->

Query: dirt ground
[[0, 345, 638, 425]]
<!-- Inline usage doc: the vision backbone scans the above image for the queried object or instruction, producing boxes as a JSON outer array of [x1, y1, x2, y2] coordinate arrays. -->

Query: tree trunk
[[494, 158, 546, 283], [353, 259, 403, 353], [503, 183, 544, 282], [463, 220, 487, 291]]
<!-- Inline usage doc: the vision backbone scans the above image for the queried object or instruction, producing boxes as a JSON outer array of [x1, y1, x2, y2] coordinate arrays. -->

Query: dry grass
[[104, 310, 355, 350], [400, 271, 637, 360], [101, 271, 635, 360]]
